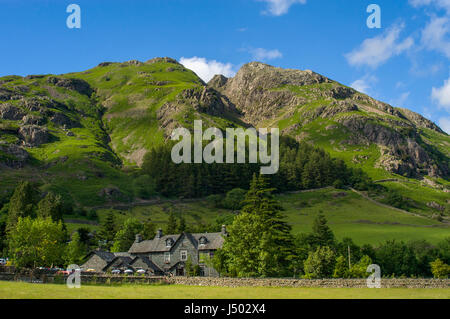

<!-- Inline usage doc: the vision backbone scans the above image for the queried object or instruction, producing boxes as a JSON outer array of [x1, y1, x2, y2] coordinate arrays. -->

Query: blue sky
[[1, 0, 450, 133]]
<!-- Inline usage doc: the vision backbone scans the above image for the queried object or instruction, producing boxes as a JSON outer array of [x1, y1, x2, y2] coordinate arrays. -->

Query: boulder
[[22, 114, 45, 126], [0, 103, 25, 120], [0, 88, 13, 101], [47, 77, 93, 96], [18, 125, 49, 146], [50, 112, 78, 128]]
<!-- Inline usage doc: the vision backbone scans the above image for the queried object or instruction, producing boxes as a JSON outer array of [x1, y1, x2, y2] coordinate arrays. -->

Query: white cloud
[[390, 92, 411, 107], [345, 24, 414, 68], [421, 16, 450, 58], [409, 0, 450, 13], [438, 116, 450, 133], [350, 75, 378, 94], [432, 76, 450, 110], [257, 0, 306, 16], [179, 57, 235, 83], [250, 48, 283, 61]]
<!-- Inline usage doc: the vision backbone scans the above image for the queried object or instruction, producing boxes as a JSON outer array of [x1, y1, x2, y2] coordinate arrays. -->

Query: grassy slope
[[0, 74, 134, 207], [0, 281, 448, 299], [71, 61, 242, 166], [265, 83, 450, 217], [65, 188, 450, 245]]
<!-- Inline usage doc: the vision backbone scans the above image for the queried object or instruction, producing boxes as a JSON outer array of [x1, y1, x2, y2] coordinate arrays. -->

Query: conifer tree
[[7, 181, 38, 231], [98, 212, 116, 249], [166, 212, 178, 234], [217, 174, 293, 277], [36, 192, 64, 222]]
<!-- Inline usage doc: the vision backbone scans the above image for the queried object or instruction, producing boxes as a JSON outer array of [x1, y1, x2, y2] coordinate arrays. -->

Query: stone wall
[[166, 277, 450, 288], [0, 271, 448, 288]]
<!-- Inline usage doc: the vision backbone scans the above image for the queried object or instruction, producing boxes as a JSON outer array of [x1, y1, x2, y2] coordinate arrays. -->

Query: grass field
[[0, 281, 448, 299], [67, 187, 449, 245]]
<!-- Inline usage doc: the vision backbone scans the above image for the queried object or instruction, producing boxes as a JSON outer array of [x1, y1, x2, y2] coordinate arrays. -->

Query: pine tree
[[7, 181, 38, 231], [36, 192, 63, 222], [178, 216, 187, 233], [166, 212, 178, 234], [311, 212, 335, 248], [142, 218, 156, 240], [98, 212, 116, 250], [219, 174, 293, 277]]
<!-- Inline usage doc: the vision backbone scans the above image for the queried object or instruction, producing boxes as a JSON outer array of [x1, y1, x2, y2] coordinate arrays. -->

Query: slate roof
[[128, 232, 225, 254], [102, 256, 134, 271], [87, 250, 116, 262], [129, 256, 163, 273]]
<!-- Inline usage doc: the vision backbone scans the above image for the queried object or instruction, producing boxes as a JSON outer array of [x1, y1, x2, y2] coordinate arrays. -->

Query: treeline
[[141, 136, 373, 198], [212, 175, 450, 279]]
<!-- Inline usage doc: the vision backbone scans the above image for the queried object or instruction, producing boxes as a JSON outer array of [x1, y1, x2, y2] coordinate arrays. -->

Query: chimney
[[135, 234, 142, 243], [221, 225, 227, 235], [156, 228, 163, 239]]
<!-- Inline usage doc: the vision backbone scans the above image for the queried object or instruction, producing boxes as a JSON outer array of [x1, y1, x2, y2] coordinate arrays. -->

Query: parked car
[[85, 268, 97, 273], [56, 269, 70, 275], [0, 259, 7, 265], [124, 269, 134, 275], [111, 269, 121, 275], [136, 269, 146, 275]]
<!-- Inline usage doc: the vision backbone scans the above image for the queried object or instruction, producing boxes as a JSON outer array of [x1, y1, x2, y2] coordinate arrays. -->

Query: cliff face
[[208, 62, 449, 179]]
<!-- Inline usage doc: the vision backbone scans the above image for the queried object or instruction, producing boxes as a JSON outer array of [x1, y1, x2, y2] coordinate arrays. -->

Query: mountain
[[0, 57, 449, 214]]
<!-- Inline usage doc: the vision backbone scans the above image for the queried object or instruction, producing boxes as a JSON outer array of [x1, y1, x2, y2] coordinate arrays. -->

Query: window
[[164, 252, 170, 263], [180, 250, 187, 261], [199, 236, 207, 245], [166, 238, 174, 247]]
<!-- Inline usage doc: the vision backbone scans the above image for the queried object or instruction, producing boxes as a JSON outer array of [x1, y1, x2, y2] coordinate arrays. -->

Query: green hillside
[[1, 57, 449, 236], [63, 187, 449, 245]]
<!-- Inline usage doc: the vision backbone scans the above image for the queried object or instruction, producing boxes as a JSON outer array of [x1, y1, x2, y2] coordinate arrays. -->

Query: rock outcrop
[[47, 77, 93, 96], [0, 103, 24, 120], [18, 125, 49, 146]]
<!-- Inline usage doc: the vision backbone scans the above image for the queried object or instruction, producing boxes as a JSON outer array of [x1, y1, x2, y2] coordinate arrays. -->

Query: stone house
[[81, 250, 126, 272], [128, 226, 227, 277], [81, 226, 227, 276]]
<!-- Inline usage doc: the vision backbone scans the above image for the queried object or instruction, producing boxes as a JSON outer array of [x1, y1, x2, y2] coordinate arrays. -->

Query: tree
[[98, 212, 116, 249], [36, 192, 64, 222], [133, 175, 157, 199], [8, 216, 66, 268], [407, 240, 438, 277], [349, 255, 372, 278], [65, 231, 87, 266], [303, 246, 336, 279], [185, 255, 194, 277], [111, 218, 143, 252], [311, 212, 335, 248], [218, 174, 293, 277], [222, 188, 247, 210], [430, 259, 450, 279], [166, 212, 178, 235], [142, 218, 156, 240], [178, 216, 187, 233], [376, 240, 418, 277], [7, 181, 38, 231], [333, 255, 349, 278]]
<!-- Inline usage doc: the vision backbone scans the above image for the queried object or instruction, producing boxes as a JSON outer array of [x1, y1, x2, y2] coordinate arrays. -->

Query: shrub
[[430, 258, 450, 278]]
